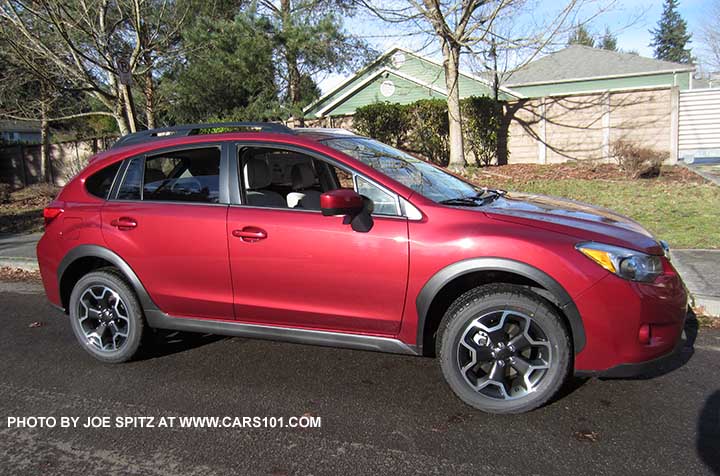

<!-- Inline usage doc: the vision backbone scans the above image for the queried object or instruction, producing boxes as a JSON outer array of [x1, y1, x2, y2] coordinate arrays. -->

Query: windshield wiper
[[438, 197, 482, 206], [473, 188, 507, 203], [439, 189, 507, 207]]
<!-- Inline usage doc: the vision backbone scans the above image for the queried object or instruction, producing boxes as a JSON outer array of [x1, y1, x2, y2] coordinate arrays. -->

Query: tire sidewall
[[68, 271, 143, 363], [439, 290, 570, 414]]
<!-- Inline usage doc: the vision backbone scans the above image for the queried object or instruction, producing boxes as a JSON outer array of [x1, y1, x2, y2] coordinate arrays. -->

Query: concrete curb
[[692, 294, 720, 318], [678, 162, 720, 186], [0, 257, 39, 272]]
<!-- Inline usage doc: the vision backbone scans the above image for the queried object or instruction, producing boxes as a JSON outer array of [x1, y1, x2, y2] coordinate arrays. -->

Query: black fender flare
[[57, 244, 159, 312], [415, 257, 586, 354]]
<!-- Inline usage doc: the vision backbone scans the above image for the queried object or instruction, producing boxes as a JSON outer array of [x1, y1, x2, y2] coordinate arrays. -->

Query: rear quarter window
[[85, 161, 121, 199]]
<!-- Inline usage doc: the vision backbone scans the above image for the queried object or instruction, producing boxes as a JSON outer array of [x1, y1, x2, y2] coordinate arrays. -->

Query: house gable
[[304, 47, 518, 118]]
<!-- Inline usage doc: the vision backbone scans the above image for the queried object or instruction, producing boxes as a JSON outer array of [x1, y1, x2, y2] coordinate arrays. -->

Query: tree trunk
[[287, 51, 301, 106], [144, 69, 156, 129], [442, 41, 465, 171], [490, 38, 500, 102], [40, 112, 50, 183], [122, 84, 137, 133], [114, 96, 130, 136], [142, 43, 156, 129], [280, 0, 304, 126]]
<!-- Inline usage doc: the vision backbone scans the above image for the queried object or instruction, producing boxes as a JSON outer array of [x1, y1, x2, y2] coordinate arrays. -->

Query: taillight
[[43, 207, 64, 226]]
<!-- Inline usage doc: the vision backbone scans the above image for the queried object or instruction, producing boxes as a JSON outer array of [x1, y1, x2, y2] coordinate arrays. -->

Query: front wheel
[[68, 269, 145, 363], [437, 284, 571, 414]]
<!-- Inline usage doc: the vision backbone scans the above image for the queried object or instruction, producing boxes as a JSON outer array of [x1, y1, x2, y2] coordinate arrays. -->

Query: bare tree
[[699, 0, 720, 71], [469, 1, 624, 99], [0, 0, 191, 135], [0, 41, 116, 181], [357, 0, 614, 170]]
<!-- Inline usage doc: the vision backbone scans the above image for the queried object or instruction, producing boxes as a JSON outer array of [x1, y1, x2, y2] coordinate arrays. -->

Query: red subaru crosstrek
[[37, 122, 688, 413]]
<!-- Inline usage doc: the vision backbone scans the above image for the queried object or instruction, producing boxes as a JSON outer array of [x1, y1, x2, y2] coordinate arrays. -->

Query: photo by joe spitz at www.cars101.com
[[36, 122, 688, 414]]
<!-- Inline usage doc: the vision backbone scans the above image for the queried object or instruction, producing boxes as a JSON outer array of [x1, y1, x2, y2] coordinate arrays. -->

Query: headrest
[[188, 159, 218, 177], [291, 162, 315, 190], [244, 158, 272, 189]]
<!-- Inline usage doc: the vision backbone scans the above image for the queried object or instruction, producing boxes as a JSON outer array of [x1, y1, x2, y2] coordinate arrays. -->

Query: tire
[[68, 269, 145, 363], [437, 284, 571, 414]]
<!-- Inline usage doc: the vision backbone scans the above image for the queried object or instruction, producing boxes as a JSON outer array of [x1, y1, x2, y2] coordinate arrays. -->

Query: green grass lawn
[[485, 178, 720, 249]]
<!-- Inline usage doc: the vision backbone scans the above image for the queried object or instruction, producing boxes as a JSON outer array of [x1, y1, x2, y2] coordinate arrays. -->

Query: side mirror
[[321, 189, 364, 216], [321, 189, 374, 233]]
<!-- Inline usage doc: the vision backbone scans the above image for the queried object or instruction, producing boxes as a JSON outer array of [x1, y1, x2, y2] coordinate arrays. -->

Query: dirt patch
[[0, 183, 59, 234], [465, 163, 707, 186], [0, 266, 42, 282]]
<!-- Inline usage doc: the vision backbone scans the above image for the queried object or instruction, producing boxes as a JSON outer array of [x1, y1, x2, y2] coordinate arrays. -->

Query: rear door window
[[115, 147, 221, 203]]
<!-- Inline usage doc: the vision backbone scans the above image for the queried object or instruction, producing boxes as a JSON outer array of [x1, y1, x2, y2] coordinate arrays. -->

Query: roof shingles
[[506, 45, 694, 86]]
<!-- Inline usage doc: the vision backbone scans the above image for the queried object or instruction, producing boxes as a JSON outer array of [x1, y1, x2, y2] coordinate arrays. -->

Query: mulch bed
[[0, 183, 59, 234]]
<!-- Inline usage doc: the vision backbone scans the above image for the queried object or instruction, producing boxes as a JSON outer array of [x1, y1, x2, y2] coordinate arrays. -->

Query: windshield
[[322, 137, 479, 202]]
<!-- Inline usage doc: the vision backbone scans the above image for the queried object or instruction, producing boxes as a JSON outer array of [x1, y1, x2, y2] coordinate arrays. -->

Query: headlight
[[576, 242, 663, 282]]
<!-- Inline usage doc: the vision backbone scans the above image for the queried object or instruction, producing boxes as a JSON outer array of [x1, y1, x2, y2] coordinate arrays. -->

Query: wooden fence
[[505, 86, 679, 164], [0, 137, 116, 189]]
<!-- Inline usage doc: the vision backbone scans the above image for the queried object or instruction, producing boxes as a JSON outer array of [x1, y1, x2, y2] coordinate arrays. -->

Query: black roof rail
[[111, 122, 294, 149]]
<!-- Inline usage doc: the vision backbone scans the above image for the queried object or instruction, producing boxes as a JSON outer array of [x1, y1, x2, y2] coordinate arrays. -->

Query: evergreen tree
[[599, 27, 618, 51], [567, 23, 595, 47], [160, 11, 280, 124], [259, 0, 375, 120], [650, 0, 693, 63]]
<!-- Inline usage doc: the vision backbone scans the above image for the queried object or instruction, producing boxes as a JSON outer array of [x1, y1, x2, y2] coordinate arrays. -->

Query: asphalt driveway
[[0, 280, 719, 476]]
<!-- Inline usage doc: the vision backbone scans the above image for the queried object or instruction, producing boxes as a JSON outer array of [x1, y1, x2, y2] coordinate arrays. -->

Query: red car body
[[37, 129, 688, 376]]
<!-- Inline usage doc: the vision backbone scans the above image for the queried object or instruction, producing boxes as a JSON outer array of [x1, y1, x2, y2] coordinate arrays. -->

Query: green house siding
[[304, 47, 690, 119], [304, 48, 507, 118], [328, 73, 446, 116], [510, 71, 692, 97]]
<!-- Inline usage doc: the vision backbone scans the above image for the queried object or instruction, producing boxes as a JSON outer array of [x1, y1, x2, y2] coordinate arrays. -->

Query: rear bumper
[[36, 232, 63, 308], [573, 258, 688, 374]]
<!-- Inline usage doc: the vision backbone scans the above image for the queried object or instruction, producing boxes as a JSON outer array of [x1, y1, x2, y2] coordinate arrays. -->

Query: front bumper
[[577, 328, 687, 378], [572, 257, 688, 374]]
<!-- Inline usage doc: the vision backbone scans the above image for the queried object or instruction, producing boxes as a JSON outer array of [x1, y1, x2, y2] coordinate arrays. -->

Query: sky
[[318, 0, 713, 93]]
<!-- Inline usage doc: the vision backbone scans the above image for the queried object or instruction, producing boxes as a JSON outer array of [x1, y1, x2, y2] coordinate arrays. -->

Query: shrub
[[611, 139, 668, 179], [353, 102, 409, 148], [461, 96, 503, 166], [0, 183, 11, 204], [405, 99, 449, 166]]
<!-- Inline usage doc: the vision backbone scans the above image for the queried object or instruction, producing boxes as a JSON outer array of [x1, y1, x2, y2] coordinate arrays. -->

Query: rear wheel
[[437, 284, 571, 414], [69, 269, 145, 363]]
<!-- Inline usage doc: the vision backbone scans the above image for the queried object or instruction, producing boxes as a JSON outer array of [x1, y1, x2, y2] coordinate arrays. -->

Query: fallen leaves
[[573, 430, 600, 442], [0, 267, 41, 282]]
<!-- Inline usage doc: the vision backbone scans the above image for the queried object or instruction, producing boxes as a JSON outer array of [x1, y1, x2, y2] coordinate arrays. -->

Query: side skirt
[[145, 310, 420, 356]]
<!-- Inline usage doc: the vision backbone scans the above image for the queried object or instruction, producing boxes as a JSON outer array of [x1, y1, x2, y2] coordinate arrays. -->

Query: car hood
[[481, 192, 664, 255]]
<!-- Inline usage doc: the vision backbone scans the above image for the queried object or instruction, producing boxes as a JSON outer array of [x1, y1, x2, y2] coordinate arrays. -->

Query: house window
[[380, 80, 395, 98]]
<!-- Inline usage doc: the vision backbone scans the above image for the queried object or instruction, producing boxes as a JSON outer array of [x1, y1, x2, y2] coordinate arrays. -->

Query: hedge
[[352, 97, 504, 167]]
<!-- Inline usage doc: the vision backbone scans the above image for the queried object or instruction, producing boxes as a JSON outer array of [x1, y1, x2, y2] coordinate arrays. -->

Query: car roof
[[110, 122, 360, 150], [292, 128, 359, 141]]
